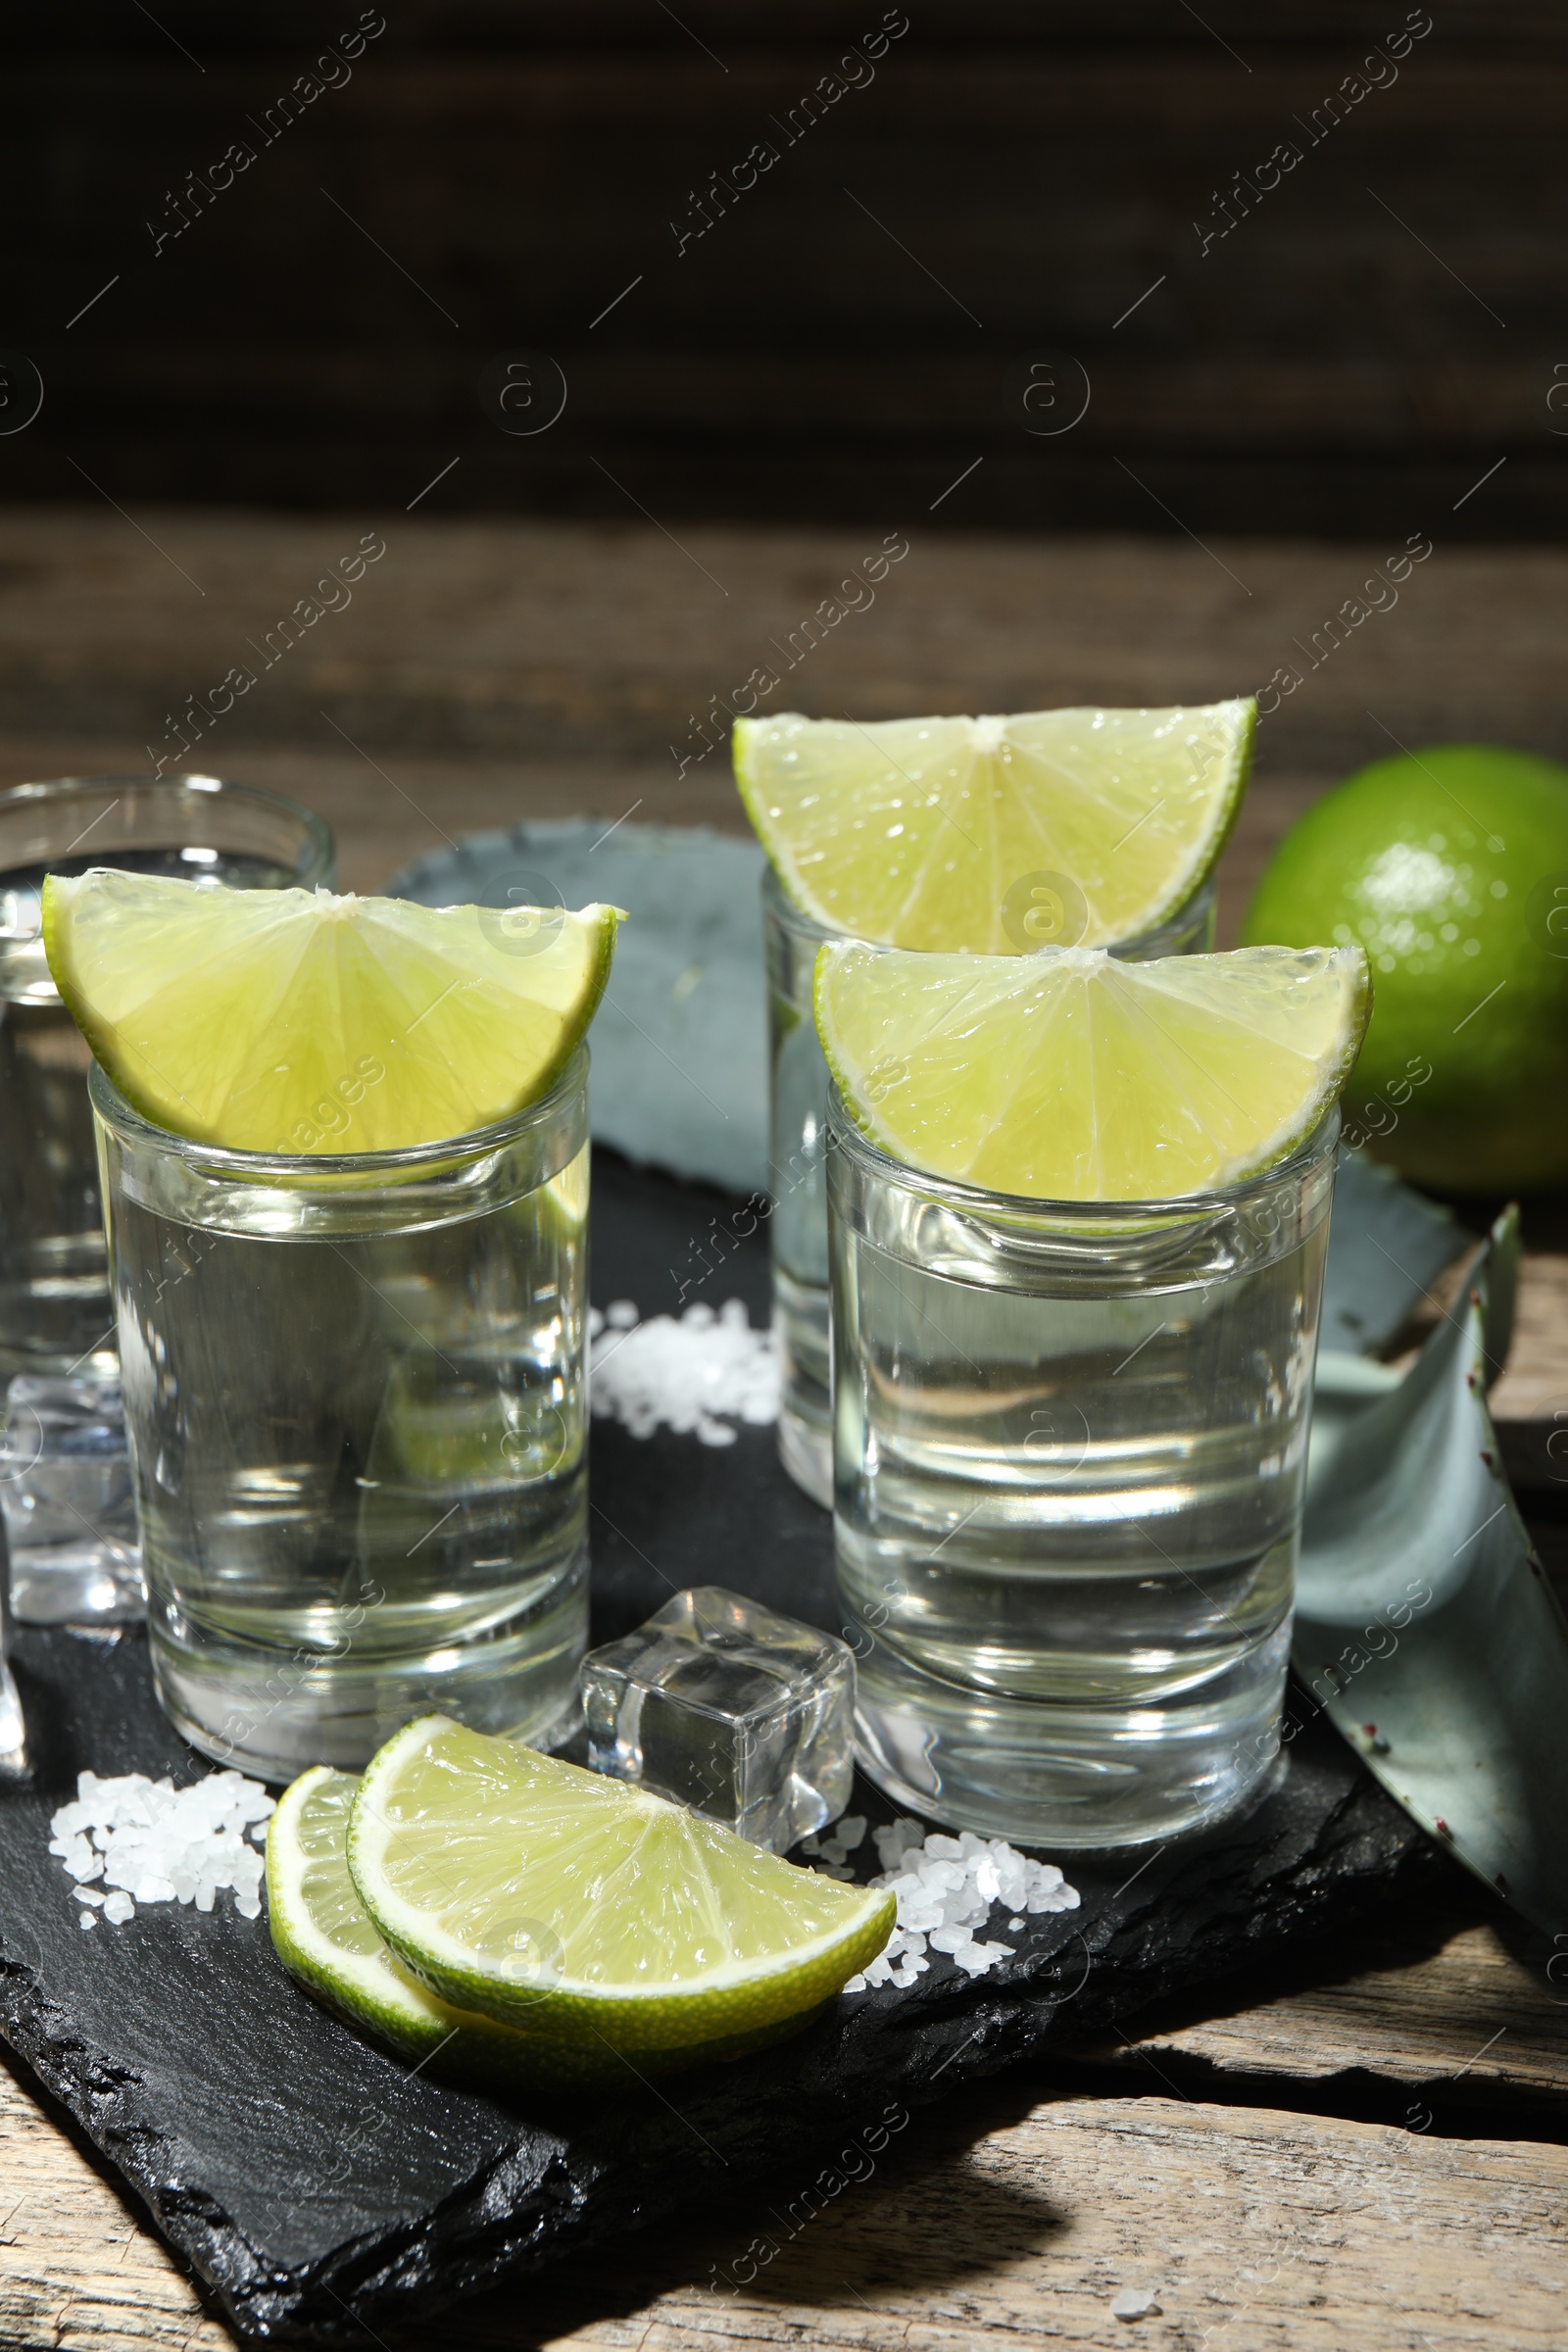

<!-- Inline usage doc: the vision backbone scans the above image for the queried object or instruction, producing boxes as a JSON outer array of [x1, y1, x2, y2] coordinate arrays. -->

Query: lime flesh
[[346, 1716, 894, 2049], [815, 941, 1370, 1201], [734, 701, 1254, 951], [42, 870, 619, 1152]]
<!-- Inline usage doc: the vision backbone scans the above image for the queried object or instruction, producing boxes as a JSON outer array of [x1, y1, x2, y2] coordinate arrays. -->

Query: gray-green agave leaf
[[1318, 1146, 1467, 1356], [1295, 1206, 1568, 1934]]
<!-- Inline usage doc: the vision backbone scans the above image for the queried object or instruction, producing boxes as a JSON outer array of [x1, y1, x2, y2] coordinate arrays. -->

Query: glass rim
[[0, 770, 335, 885], [761, 860, 1217, 951], [88, 1044, 589, 1181], [826, 1084, 1342, 1220]]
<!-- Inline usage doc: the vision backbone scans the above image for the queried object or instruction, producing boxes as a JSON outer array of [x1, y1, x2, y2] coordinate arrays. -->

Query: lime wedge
[[734, 701, 1253, 950], [269, 1764, 830, 2086], [41, 871, 619, 1152], [346, 1716, 894, 2048], [267, 1764, 534, 2068], [815, 941, 1370, 1200]]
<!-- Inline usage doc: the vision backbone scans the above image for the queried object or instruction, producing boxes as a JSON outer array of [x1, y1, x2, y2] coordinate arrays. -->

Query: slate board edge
[[0, 1750, 1446, 2346]]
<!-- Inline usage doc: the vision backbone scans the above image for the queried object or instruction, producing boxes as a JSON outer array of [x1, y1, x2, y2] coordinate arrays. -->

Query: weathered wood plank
[[5, 2046, 1567, 2352], [1067, 1899, 1568, 2101], [0, 512, 1562, 775], [517, 2093, 1568, 2352]]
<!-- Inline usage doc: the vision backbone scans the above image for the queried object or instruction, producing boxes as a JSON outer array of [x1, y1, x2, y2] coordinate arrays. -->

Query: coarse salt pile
[[804, 1815, 1080, 1990], [48, 1768, 274, 1931], [589, 1298, 779, 1446]]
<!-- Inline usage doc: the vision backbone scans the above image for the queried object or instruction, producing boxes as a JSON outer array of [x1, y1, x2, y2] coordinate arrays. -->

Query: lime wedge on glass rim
[[41, 870, 619, 1152], [345, 1716, 895, 2051], [815, 941, 1371, 1201], [734, 700, 1254, 951]]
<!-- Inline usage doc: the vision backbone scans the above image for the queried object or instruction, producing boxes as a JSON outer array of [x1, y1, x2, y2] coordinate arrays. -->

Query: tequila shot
[[91, 1052, 590, 1779], [827, 1092, 1338, 1848]]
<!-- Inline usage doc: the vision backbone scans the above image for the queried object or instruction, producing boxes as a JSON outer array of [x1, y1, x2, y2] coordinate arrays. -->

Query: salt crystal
[[829, 1815, 1080, 1993], [78, 1911, 95, 1930], [589, 1300, 779, 1446], [48, 1769, 274, 1930], [1111, 2287, 1161, 2321], [871, 1819, 927, 1872]]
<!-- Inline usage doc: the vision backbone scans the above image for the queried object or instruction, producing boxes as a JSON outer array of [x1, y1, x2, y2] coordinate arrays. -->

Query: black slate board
[[0, 1150, 1446, 2345]]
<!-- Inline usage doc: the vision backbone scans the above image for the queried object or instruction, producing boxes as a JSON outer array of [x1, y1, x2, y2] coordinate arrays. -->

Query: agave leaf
[[1295, 1206, 1568, 1934], [1318, 1145, 1468, 1356]]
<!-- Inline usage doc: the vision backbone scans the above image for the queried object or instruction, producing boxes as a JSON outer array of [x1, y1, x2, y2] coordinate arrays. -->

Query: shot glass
[[0, 773, 334, 1623], [90, 1051, 590, 1780], [764, 868, 1218, 1508], [826, 1092, 1339, 1848]]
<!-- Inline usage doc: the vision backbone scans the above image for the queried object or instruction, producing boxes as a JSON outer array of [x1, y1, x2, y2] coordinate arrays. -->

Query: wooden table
[[2, 511, 1566, 2350]]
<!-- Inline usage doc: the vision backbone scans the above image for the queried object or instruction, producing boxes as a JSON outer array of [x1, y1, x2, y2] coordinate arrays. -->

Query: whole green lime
[[1240, 745, 1568, 1191]]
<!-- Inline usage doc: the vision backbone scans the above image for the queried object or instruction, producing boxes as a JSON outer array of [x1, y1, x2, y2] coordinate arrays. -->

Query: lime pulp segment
[[734, 701, 1254, 952], [346, 1716, 895, 2048], [41, 870, 620, 1152], [814, 940, 1371, 1201]]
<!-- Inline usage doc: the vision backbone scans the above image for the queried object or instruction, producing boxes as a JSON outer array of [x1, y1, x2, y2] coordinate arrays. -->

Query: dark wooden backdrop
[[2, 2, 1564, 538]]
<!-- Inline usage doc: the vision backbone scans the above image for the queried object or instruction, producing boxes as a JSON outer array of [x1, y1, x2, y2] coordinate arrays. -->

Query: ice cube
[[0, 1374, 143, 1627], [581, 1586, 856, 1853]]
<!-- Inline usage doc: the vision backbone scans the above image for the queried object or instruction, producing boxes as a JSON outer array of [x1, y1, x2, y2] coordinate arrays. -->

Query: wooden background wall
[[2, 2, 1563, 539]]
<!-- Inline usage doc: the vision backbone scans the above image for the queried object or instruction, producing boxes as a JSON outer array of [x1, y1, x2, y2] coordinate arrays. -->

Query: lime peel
[[1241, 743, 1568, 1190]]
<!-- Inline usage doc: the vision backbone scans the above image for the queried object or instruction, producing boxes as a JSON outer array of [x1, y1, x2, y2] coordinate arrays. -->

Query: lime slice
[[815, 941, 1370, 1200], [267, 1765, 803, 2086], [734, 701, 1253, 951], [267, 1764, 535, 2069], [41, 871, 619, 1152], [346, 1715, 894, 2048]]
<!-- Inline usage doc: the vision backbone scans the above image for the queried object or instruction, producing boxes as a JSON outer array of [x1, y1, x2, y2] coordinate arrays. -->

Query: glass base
[[149, 1547, 591, 1782], [850, 1619, 1292, 1849], [774, 1266, 832, 1509], [0, 1375, 143, 1625]]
